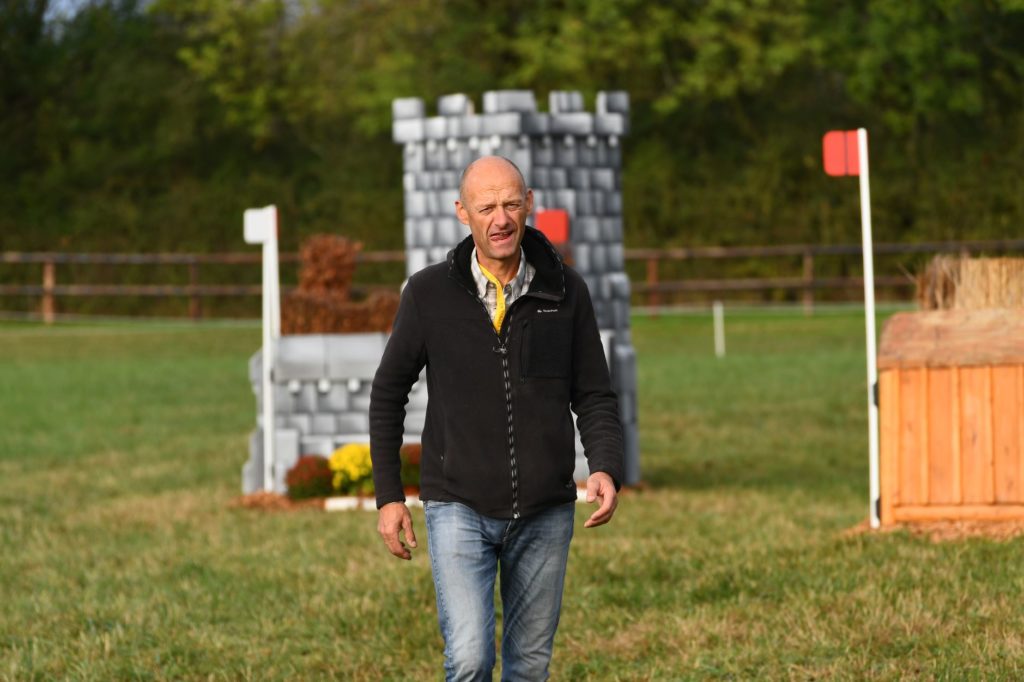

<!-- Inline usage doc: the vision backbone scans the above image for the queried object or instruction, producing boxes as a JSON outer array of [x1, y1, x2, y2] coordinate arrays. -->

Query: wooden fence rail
[[0, 250, 405, 323], [3, 240, 1023, 323], [630, 239, 1024, 311]]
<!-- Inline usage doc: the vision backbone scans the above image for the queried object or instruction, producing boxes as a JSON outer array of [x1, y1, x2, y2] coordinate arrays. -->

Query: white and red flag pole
[[823, 128, 880, 528]]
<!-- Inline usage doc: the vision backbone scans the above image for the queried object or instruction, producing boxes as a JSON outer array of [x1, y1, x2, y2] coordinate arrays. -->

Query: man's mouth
[[490, 230, 514, 243]]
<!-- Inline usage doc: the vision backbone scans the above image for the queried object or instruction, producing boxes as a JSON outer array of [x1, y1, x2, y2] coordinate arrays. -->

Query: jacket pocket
[[521, 316, 572, 379]]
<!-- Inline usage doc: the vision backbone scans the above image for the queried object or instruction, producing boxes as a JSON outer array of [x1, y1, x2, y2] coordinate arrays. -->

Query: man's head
[[455, 156, 533, 275]]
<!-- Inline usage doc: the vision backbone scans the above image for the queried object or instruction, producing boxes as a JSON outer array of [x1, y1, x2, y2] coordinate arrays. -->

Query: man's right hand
[[378, 502, 418, 560]]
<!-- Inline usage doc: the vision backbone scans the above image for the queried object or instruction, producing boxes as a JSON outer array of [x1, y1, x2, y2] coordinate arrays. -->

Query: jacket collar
[[448, 227, 565, 303]]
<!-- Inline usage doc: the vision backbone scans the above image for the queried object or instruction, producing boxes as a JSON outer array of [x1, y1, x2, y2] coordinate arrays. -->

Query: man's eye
[[506, 203, 521, 210]]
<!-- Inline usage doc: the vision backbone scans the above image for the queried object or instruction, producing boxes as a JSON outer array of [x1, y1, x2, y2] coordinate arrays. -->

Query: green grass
[[2, 312, 1023, 680]]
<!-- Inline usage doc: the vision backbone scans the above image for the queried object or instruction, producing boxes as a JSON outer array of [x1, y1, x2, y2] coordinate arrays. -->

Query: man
[[370, 155, 624, 681]]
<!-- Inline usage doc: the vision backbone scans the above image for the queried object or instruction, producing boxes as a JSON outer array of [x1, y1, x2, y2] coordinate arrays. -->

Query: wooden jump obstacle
[[878, 309, 1024, 525]]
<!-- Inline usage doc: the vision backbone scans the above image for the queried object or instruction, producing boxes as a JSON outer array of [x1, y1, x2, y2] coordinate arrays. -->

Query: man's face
[[455, 160, 533, 271]]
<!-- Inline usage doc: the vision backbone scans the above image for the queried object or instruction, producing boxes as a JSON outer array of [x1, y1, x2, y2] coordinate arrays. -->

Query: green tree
[[2, 0, 1023, 265]]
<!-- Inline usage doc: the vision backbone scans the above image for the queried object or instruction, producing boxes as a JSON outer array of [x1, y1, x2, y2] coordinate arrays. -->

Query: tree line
[[2, 0, 1022, 256]]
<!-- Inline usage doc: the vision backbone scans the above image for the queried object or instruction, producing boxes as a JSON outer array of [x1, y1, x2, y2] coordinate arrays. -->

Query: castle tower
[[392, 90, 640, 485]]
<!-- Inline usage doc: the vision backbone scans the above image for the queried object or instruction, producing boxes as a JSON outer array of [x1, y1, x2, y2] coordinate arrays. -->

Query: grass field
[[2, 311, 1023, 680]]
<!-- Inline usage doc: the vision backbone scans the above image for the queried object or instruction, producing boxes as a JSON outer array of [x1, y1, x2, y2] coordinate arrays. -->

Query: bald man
[[370, 156, 624, 681]]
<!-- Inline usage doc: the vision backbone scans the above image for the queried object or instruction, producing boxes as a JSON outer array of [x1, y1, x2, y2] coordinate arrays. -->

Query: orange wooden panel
[[951, 368, 962, 502], [879, 370, 901, 525], [1020, 365, 1024, 493], [926, 367, 956, 504], [959, 366, 994, 504], [898, 368, 927, 505], [893, 504, 1024, 523], [993, 365, 1024, 503]]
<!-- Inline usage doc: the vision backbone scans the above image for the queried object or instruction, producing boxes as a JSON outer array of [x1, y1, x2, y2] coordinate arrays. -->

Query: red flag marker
[[535, 209, 570, 244], [823, 130, 860, 176], [824, 128, 879, 528]]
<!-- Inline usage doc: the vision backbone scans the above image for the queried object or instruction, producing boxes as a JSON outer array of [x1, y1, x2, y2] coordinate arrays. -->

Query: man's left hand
[[583, 472, 618, 528]]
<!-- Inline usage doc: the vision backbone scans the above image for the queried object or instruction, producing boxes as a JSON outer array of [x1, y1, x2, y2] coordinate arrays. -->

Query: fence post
[[646, 256, 659, 312], [189, 262, 202, 320], [42, 259, 56, 324], [802, 249, 814, 316]]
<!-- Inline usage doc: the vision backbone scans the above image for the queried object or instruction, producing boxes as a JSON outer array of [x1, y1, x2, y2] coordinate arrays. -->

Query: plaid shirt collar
[[470, 246, 534, 310]]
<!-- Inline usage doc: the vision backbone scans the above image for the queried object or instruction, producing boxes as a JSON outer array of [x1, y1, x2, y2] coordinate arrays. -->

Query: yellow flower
[[328, 443, 373, 494]]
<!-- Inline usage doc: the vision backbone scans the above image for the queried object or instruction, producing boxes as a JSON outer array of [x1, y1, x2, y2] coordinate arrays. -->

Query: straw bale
[[957, 258, 1024, 309], [879, 309, 1024, 369], [916, 255, 960, 310], [916, 256, 1024, 310]]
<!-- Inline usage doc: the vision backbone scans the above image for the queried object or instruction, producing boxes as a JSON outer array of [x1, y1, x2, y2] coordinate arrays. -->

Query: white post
[[244, 205, 281, 493], [858, 129, 880, 529], [712, 301, 725, 359], [267, 212, 281, 341]]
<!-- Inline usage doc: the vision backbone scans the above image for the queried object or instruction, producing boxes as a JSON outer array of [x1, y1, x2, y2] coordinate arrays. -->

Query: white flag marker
[[244, 205, 282, 492]]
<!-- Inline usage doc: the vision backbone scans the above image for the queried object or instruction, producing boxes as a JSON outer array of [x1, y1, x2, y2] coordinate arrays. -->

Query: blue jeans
[[424, 500, 576, 682]]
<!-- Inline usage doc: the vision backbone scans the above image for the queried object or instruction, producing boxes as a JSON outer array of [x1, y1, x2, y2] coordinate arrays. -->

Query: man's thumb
[[403, 515, 418, 547]]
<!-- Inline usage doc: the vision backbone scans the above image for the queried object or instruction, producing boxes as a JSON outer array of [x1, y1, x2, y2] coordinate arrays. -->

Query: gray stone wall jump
[[243, 333, 427, 494]]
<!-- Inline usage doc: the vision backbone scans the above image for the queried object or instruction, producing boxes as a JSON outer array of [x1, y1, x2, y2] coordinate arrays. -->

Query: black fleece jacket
[[369, 227, 624, 519]]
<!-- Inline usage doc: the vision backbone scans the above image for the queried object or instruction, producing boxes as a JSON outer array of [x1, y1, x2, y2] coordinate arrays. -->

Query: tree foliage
[[2, 0, 1023, 254]]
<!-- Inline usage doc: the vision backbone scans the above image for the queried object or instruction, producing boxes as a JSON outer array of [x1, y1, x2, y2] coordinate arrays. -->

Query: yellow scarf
[[477, 262, 507, 332]]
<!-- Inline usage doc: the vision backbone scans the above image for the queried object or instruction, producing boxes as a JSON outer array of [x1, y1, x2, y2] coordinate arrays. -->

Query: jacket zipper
[[445, 233, 567, 519], [454, 278, 522, 519], [491, 309, 519, 519]]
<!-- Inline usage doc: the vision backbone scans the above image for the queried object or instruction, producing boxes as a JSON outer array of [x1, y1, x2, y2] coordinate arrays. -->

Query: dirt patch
[[231, 491, 326, 512], [844, 518, 1024, 542]]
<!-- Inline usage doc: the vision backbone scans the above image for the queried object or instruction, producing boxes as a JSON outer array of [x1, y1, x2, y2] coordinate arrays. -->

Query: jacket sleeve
[[370, 282, 427, 508], [569, 278, 625, 488]]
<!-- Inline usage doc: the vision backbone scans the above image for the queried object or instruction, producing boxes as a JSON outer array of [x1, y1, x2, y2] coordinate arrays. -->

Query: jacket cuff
[[375, 491, 407, 509], [376, 491, 407, 507]]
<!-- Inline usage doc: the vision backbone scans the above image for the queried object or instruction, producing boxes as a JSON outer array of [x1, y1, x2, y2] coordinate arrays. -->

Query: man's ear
[[525, 189, 534, 216], [455, 200, 469, 226]]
